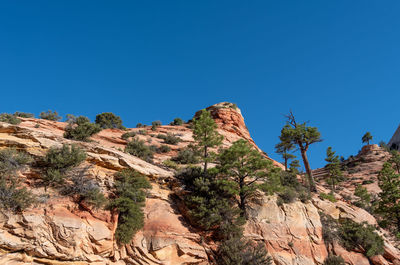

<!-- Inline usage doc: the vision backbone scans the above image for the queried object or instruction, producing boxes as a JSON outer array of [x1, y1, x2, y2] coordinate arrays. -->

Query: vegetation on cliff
[[0, 148, 35, 212], [176, 109, 272, 264], [64, 115, 102, 141], [278, 111, 322, 191], [39, 110, 61, 121], [95, 112, 125, 129], [41, 144, 87, 188], [377, 159, 400, 239], [109, 169, 151, 244]]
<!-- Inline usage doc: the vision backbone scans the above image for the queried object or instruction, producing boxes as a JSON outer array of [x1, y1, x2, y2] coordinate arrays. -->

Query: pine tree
[[324, 147, 343, 192], [354, 184, 372, 211], [362, 132, 373, 145], [377, 162, 400, 235], [288, 159, 301, 174], [110, 169, 151, 244], [177, 167, 239, 230], [95, 112, 124, 129], [218, 139, 273, 217], [280, 111, 322, 192], [192, 109, 223, 174], [388, 150, 400, 173], [275, 140, 296, 171]]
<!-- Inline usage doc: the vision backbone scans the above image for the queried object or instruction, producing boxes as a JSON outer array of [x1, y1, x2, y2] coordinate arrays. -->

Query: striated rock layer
[[0, 103, 398, 265]]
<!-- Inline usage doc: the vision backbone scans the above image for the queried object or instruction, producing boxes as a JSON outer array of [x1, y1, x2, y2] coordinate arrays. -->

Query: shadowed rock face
[[0, 103, 398, 265]]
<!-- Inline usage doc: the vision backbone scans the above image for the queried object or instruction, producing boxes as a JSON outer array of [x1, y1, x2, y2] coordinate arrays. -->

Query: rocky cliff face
[[0, 103, 398, 265]]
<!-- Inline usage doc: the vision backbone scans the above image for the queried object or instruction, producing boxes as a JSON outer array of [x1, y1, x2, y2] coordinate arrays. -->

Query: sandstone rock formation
[[0, 103, 398, 264]]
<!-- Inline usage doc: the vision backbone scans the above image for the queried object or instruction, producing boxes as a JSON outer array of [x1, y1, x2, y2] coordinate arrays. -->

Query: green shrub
[[321, 212, 384, 257], [217, 237, 272, 265], [62, 169, 106, 209], [44, 144, 86, 170], [319, 192, 337, 202], [42, 168, 66, 187], [14, 112, 34, 118], [0, 177, 35, 212], [323, 255, 345, 265], [163, 133, 181, 145], [42, 144, 86, 187], [64, 116, 101, 141], [113, 200, 144, 244], [137, 130, 147, 135], [151, 120, 161, 131], [298, 188, 312, 203], [176, 167, 239, 231], [136, 123, 144, 128], [125, 138, 154, 162], [319, 212, 341, 245], [0, 113, 21, 125], [354, 184, 372, 211], [339, 219, 384, 257], [258, 167, 286, 195], [172, 148, 199, 164], [156, 133, 166, 140], [0, 148, 32, 175], [163, 159, 179, 170], [279, 188, 297, 203], [65, 114, 76, 123], [121, 131, 136, 140], [158, 145, 171, 153], [280, 170, 300, 189], [39, 110, 61, 121], [362, 180, 374, 185], [170, 118, 184, 126], [95, 112, 124, 129], [0, 148, 34, 212], [109, 169, 151, 244]]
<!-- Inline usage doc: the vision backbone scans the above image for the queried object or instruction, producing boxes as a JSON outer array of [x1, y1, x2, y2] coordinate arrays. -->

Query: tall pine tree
[[218, 139, 273, 217], [324, 147, 343, 192], [377, 162, 400, 236], [192, 109, 224, 175], [280, 111, 322, 192]]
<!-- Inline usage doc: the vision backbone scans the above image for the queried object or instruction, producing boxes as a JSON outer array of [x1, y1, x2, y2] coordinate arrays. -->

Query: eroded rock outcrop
[[0, 103, 398, 264]]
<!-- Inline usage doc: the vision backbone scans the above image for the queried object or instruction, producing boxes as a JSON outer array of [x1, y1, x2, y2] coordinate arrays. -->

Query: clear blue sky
[[1, 1, 400, 169]]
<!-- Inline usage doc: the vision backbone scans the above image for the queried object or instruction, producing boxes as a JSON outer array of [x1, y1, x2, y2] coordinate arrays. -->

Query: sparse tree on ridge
[[95, 112, 124, 129], [362, 132, 373, 145], [279, 111, 322, 192]]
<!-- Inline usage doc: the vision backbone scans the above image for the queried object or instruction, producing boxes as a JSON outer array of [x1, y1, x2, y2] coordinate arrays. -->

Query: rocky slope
[[313, 144, 391, 199], [0, 102, 398, 265]]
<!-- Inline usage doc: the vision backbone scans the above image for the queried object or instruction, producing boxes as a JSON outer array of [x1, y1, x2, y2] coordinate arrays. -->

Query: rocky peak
[[194, 102, 254, 146]]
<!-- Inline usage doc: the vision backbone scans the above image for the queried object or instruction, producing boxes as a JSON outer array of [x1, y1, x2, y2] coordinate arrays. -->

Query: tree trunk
[[203, 146, 208, 175], [239, 193, 246, 217], [239, 177, 247, 217], [300, 148, 317, 192], [284, 158, 288, 171]]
